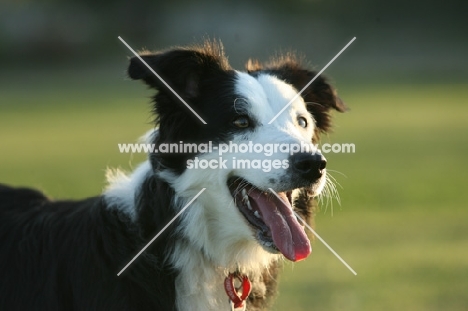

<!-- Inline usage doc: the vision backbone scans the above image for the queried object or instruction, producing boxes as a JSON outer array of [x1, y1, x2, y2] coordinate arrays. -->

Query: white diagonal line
[[268, 188, 357, 276], [268, 37, 356, 124], [293, 211, 357, 276], [117, 188, 206, 276], [118, 36, 207, 125]]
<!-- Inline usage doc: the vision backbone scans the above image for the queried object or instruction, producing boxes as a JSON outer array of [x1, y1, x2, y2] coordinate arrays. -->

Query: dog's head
[[128, 40, 346, 265]]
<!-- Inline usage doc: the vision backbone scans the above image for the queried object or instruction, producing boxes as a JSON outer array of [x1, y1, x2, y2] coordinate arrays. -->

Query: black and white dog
[[0, 40, 346, 310]]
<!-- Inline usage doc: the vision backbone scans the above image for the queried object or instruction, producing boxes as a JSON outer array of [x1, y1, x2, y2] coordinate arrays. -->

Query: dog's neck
[[171, 241, 231, 310], [104, 160, 279, 310], [171, 241, 271, 311]]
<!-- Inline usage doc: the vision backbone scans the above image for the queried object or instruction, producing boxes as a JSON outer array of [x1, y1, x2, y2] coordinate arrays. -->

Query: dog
[[0, 40, 346, 310]]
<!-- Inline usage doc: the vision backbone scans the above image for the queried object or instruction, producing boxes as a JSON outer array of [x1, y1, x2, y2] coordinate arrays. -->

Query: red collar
[[224, 272, 251, 310]]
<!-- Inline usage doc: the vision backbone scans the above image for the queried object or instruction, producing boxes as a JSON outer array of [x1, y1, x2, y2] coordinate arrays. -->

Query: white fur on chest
[[172, 241, 271, 311], [172, 243, 231, 310]]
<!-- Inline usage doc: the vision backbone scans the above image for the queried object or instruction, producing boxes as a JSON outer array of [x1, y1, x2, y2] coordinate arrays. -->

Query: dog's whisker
[[326, 172, 344, 190], [320, 181, 333, 215], [316, 171, 343, 217], [327, 173, 342, 204], [326, 169, 348, 179]]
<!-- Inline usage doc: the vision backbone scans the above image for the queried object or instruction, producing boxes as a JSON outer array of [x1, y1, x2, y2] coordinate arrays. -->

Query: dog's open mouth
[[227, 177, 311, 262]]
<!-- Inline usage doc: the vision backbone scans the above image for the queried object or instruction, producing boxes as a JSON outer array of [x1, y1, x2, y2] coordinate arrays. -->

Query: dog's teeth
[[246, 200, 253, 210], [254, 211, 260, 218], [242, 189, 249, 203]]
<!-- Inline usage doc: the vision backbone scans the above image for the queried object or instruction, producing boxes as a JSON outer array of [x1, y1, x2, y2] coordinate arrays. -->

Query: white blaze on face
[[234, 71, 315, 141], [232, 71, 318, 189]]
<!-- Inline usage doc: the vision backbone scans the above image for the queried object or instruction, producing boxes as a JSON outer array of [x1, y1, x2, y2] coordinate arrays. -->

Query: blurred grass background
[[1, 0, 467, 310]]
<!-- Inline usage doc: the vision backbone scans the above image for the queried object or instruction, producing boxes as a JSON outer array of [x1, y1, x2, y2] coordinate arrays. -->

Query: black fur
[[129, 42, 238, 173], [0, 182, 179, 310]]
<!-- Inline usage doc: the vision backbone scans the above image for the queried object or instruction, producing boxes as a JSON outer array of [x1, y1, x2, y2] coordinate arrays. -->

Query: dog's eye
[[297, 116, 308, 128], [232, 116, 250, 128]]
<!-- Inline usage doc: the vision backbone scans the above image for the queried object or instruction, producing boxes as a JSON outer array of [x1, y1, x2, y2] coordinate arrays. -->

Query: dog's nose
[[290, 153, 327, 181]]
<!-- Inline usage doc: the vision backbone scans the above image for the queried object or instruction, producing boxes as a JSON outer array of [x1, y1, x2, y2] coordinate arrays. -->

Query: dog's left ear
[[127, 40, 231, 102], [247, 57, 347, 134]]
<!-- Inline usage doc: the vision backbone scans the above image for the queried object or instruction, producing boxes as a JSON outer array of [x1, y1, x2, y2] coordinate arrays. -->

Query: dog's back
[[0, 184, 49, 210], [0, 184, 176, 311]]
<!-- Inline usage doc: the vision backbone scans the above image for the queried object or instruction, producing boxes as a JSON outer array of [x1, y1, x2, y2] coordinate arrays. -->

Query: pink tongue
[[249, 190, 311, 261]]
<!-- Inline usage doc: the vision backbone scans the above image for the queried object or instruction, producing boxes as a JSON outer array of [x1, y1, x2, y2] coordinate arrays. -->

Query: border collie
[[0, 40, 346, 310]]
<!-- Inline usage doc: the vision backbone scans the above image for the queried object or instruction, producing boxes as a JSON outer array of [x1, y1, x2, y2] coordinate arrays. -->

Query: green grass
[[1, 66, 467, 310]]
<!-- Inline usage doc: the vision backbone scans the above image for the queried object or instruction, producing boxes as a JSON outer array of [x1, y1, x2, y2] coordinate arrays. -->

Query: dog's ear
[[128, 40, 231, 99], [247, 56, 347, 135]]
